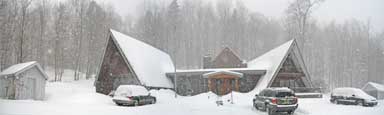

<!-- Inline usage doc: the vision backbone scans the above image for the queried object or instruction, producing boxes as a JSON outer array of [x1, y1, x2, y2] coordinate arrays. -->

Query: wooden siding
[[0, 66, 46, 100], [0, 77, 12, 99], [96, 36, 140, 95], [169, 73, 261, 96], [206, 74, 240, 95], [204, 47, 246, 68], [271, 54, 307, 88]]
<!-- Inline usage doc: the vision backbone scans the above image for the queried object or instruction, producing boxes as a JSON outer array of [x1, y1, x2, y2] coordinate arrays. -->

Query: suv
[[253, 87, 298, 115], [112, 85, 156, 106], [330, 87, 378, 106]]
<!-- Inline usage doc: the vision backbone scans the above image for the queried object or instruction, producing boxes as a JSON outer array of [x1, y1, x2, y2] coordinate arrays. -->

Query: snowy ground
[[0, 79, 383, 115]]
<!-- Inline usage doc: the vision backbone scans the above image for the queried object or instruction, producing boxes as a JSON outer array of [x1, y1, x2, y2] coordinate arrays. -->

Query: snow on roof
[[0, 61, 37, 76], [269, 87, 293, 92], [0, 61, 48, 79], [364, 82, 384, 91], [247, 40, 294, 92], [110, 29, 175, 88], [202, 70, 243, 78]]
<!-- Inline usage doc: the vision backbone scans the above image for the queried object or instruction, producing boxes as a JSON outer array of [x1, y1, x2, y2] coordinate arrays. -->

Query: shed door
[[25, 78, 36, 99]]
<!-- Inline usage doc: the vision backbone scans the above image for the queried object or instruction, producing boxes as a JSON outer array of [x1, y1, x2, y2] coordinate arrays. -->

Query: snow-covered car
[[330, 87, 378, 106], [112, 85, 156, 106], [253, 87, 298, 115]]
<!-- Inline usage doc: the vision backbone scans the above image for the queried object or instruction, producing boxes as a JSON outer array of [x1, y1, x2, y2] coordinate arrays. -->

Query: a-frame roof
[[247, 39, 312, 92], [0, 61, 48, 79], [108, 29, 175, 88]]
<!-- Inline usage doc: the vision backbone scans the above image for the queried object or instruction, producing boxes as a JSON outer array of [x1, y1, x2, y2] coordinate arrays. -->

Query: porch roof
[[202, 70, 243, 78]]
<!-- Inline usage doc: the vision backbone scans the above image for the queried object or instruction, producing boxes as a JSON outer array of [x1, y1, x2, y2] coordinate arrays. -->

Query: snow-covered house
[[95, 29, 315, 96], [0, 61, 48, 100], [167, 39, 315, 96], [95, 29, 175, 95], [362, 82, 384, 100]]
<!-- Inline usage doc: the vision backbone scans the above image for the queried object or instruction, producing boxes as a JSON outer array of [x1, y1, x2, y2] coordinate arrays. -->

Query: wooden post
[[235, 78, 239, 92], [208, 78, 211, 92], [223, 79, 226, 95]]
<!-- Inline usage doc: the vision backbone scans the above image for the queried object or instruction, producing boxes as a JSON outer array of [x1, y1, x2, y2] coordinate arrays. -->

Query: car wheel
[[116, 103, 123, 106], [356, 100, 363, 106], [267, 107, 274, 115], [335, 99, 340, 104], [134, 100, 139, 106], [254, 104, 259, 110], [262, 104, 267, 112], [288, 110, 294, 115]]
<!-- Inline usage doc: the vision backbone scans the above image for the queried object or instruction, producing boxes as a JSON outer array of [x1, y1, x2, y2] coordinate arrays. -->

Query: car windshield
[[275, 92, 295, 97]]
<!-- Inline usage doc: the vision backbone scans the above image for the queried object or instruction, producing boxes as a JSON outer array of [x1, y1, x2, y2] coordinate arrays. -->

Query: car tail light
[[126, 96, 133, 100], [271, 98, 277, 104]]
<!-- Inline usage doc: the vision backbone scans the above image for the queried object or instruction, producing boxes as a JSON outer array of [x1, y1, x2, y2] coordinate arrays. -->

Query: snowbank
[[1, 79, 383, 115]]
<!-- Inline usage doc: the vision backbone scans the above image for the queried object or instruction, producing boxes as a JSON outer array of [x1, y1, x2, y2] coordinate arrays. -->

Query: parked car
[[253, 87, 298, 115], [330, 87, 378, 106], [112, 85, 156, 106]]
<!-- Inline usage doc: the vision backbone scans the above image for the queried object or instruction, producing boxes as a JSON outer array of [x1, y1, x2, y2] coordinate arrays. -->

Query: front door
[[210, 78, 233, 95]]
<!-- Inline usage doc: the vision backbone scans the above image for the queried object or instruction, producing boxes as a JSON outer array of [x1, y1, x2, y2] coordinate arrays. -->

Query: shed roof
[[0, 61, 48, 79], [363, 82, 384, 91], [109, 29, 175, 88]]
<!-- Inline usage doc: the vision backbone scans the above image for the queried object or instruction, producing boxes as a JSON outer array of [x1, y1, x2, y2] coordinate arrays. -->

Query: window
[[259, 90, 265, 96], [266, 90, 274, 97], [275, 91, 295, 97], [262, 90, 270, 97]]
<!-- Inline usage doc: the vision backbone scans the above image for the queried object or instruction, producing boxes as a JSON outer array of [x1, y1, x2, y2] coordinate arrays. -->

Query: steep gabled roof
[[212, 47, 242, 63], [247, 39, 312, 92], [109, 29, 175, 88], [0, 61, 48, 79]]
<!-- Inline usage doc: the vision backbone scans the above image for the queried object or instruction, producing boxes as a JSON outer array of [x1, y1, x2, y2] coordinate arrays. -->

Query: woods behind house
[[0, 0, 383, 92]]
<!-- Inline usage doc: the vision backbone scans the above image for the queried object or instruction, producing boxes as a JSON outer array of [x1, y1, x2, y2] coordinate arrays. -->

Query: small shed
[[0, 61, 48, 100], [362, 82, 384, 100]]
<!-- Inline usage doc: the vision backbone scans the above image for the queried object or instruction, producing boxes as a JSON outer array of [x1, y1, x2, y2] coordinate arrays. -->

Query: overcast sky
[[101, 0, 384, 32]]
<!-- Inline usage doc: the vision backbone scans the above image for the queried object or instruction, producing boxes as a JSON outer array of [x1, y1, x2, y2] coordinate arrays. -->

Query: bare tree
[[18, 0, 33, 63], [285, 0, 323, 48]]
